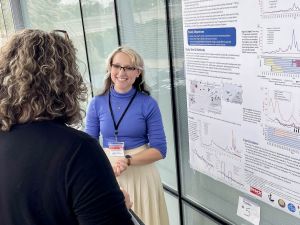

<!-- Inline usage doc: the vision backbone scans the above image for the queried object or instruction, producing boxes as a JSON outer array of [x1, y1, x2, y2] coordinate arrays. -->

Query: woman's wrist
[[125, 154, 132, 166]]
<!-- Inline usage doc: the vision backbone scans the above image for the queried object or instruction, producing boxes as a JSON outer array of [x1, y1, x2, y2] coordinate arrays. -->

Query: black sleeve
[[65, 138, 134, 225]]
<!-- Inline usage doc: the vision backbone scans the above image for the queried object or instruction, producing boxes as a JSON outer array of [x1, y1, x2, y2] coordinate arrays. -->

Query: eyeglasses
[[52, 29, 69, 40], [111, 64, 136, 72]]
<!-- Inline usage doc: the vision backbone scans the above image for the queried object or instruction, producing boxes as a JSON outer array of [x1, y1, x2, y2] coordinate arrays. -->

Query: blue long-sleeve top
[[85, 87, 167, 158]]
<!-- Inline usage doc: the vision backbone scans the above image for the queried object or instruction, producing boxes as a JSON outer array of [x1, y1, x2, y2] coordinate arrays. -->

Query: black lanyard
[[108, 89, 138, 140]]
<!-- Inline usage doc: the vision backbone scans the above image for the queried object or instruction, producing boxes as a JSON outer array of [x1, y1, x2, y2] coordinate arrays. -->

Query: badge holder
[[108, 141, 125, 157]]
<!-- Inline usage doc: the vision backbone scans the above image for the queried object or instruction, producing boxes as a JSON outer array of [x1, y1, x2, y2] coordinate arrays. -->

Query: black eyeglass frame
[[52, 29, 70, 40], [111, 63, 137, 72]]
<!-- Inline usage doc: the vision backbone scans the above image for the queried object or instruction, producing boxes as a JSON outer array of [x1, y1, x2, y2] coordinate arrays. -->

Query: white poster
[[183, 0, 300, 218]]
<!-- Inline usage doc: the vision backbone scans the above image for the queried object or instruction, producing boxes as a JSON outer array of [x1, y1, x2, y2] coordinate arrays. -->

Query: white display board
[[182, 0, 300, 219]]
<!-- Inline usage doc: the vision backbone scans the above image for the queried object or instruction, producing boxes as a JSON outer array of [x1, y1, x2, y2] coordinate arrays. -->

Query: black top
[[0, 120, 134, 225]]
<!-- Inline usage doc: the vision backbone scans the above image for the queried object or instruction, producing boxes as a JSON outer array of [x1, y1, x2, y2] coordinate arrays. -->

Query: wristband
[[125, 155, 132, 166]]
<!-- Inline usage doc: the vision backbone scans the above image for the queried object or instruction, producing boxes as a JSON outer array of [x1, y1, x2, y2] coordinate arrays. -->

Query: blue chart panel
[[187, 27, 236, 46], [264, 57, 300, 73], [264, 126, 300, 151]]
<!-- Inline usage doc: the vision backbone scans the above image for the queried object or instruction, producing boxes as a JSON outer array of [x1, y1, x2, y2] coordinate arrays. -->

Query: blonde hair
[[99, 46, 150, 95], [0, 29, 87, 131]]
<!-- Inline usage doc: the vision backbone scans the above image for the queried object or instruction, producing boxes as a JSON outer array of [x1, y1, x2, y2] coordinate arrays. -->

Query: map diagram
[[188, 80, 243, 114]]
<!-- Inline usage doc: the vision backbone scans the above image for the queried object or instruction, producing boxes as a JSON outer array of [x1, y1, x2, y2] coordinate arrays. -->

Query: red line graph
[[263, 95, 300, 128]]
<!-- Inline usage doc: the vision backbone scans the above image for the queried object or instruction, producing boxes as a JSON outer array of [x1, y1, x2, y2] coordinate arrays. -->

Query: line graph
[[262, 88, 300, 130], [201, 129, 242, 159], [216, 161, 244, 187], [263, 3, 300, 14], [262, 29, 300, 55], [189, 119, 244, 189], [261, 1, 300, 18], [190, 146, 214, 171]]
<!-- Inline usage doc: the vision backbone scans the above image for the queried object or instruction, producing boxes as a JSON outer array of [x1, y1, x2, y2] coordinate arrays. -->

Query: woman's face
[[110, 52, 140, 93]]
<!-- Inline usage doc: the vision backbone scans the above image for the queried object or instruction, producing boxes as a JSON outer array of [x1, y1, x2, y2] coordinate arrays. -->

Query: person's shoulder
[[58, 124, 97, 144], [90, 94, 107, 104], [137, 92, 160, 116], [10, 121, 99, 151], [51, 123, 102, 157], [30, 120, 96, 145], [137, 92, 156, 103], [87, 95, 108, 113]]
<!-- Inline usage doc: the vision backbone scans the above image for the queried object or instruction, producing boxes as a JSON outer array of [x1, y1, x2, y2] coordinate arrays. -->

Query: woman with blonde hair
[[85, 46, 169, 225], [0, 29, 134, 225]]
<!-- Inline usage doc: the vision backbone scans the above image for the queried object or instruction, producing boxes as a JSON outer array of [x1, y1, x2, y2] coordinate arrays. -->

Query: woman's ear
[[136, 69, 141, 77]]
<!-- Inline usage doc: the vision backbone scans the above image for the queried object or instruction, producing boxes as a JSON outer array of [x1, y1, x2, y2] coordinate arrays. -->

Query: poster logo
[[250, 187, 262, 197], [278, 199, 286, 208], [268, 193, 274, 202], [288, 203, 296, 213]]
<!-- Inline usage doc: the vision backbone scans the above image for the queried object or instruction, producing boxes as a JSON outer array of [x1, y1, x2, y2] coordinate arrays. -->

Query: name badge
[[108, 142, 125, 157]]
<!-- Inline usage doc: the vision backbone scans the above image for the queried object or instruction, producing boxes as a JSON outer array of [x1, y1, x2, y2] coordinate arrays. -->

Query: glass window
[[165, 191, 180, 225], [183, 202, 222, 225], [0, 5, 7, 43], [81, 0, 118, 95], [116, 0, 177, 190], [0, 0, 15, 45], [19, 0, 91, 97]]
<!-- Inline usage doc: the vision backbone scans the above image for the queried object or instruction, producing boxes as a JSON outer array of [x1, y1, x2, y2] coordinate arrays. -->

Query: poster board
[[182, 0, 300, 219]]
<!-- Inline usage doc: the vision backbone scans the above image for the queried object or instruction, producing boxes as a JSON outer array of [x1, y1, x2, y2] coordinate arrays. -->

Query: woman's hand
[[113, 158, 128, 176]]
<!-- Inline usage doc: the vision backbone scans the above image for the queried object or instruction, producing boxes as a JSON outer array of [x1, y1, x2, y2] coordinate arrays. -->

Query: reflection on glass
[[165, 192, 180, 225], [183, 203, 222, 225], [0, 0, 15, 45], [19, 0, 91, 97], [116, 0, 177, 190], [81, 0, 118, 95]]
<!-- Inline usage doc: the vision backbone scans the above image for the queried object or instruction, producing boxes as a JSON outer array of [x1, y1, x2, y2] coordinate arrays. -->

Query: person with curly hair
[[0, 29, 134, 225], [85, 46, 169, 225]]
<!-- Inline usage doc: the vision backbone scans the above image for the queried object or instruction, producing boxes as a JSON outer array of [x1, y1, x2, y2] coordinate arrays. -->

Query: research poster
[[182, 0, 300, 218]]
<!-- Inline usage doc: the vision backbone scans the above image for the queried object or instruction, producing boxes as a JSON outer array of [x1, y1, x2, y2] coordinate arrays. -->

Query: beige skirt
[[104, 145, 169, 225]]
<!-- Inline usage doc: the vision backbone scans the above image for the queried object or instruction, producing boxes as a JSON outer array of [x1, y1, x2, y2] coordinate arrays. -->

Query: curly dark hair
[[0, 29, 87, 131]]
